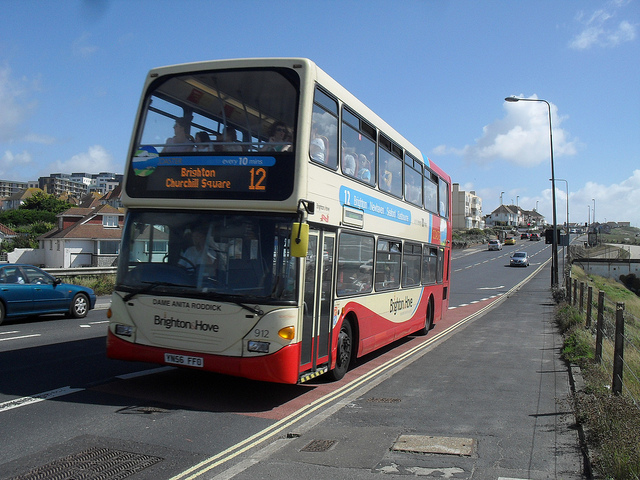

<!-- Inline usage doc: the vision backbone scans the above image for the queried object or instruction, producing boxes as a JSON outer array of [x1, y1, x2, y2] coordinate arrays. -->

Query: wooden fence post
[[579, 282, 584, 315], [586, 286, 593, 329], [612, 302, 625, 395], [566, 274, 572, 304], [573, 279, 578, 307], [595, 291, 605, 363]]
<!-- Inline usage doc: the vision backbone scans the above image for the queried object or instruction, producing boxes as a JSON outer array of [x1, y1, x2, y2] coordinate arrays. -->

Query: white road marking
[[0, 386, 84, 413]]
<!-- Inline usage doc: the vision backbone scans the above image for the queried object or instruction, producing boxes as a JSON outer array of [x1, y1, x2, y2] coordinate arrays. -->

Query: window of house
[[103, 215, 118, 227], [99, 240, 120, 255]]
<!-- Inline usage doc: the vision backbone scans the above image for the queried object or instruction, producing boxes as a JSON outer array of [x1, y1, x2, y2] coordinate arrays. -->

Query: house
[[38, 204, 125, 268], [0, 223, 18, 243], [1, 187, 43, 211], [452, 184, 484, 230], [485, 205, 546, 228]]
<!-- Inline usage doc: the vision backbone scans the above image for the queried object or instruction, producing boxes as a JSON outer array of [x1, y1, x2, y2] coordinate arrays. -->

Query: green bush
[[555, 304, 583, 334], [561, 327, 594, 365]]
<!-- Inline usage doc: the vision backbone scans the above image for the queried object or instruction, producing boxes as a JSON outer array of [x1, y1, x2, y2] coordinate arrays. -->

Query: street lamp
[[554, 178, 569, 279], [592, 198, 596, 224], [505, 96, 558, 286], [500, 191, 504, 205]]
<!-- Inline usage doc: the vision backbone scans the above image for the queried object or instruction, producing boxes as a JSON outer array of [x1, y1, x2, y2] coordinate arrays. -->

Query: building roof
[[40, 204, 124, 241], [0, 223, 18, 236]]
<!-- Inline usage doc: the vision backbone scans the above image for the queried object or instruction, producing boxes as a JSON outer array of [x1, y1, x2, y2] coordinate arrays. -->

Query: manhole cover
[[300, 439, 337, 452], [392, 435, 475, 456], [9, 446, 163, 480]]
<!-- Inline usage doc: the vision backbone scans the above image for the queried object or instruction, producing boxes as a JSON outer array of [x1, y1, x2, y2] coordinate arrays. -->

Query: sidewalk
[[223, 262, 586, 479]]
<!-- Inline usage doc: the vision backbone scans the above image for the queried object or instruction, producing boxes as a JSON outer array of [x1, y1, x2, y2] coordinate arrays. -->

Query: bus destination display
[[126, 146, 293, 200]]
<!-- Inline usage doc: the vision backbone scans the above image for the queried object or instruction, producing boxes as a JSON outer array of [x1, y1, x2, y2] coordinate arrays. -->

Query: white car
[[488, 239, 502, 251], [510, 251, 530, 267]]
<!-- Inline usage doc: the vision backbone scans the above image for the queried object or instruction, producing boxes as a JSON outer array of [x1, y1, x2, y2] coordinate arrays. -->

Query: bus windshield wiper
[[121, 281, 196, 302], [203, 291, 264, 316]]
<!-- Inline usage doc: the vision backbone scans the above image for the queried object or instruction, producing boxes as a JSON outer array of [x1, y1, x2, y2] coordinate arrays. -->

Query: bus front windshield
[[117, 210, 298, 303], [126, 67, 299, 201]]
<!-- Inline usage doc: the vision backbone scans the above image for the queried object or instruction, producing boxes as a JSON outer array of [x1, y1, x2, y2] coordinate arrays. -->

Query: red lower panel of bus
[[106, 331, 301, 384]]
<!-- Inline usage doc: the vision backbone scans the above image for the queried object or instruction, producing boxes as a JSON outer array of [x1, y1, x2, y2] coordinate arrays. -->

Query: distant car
[[530, 233, 540, 241], [504, 237, 516, 245], [510, 252, 530, 267], [0, 264, 96, 325], [488, 239, 502, 251], [520, 233, 529, 239]]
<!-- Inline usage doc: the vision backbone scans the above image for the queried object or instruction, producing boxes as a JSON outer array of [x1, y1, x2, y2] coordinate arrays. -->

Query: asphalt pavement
[[218, 260, 586, 480]]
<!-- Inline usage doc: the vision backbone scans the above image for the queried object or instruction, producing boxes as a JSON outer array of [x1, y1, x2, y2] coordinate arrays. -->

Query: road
[[0, 238, 556, 479]]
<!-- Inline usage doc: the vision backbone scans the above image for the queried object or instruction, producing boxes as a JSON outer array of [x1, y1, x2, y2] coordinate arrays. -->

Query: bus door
[[299, 230, 335, 381]]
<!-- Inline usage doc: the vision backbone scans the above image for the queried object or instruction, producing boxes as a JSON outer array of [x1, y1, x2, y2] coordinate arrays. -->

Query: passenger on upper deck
[[262, 121, 290, 152], [195, 131, 213, 152], [220, 127, 243, 152], [357, 154, 371, 183], [162, 117, 194, 153], [343, 154, 356, 176]]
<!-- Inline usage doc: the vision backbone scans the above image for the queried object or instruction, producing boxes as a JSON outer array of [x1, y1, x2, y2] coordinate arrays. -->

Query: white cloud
[[569, 2, 637, 49], [0, 65, 36, 142], [0, 150, 33, 179], [571, 170, 640, 226], [438, 96, 577, 168], [72, 33, 98, 58], [48, 145, 117, 174]]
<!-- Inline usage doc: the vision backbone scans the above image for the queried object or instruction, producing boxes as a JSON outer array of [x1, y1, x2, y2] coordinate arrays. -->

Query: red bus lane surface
[[92, 295, 502, 421]]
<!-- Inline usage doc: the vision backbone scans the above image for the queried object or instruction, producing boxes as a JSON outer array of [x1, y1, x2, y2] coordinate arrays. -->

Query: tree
[[20, 191, 70, 214]]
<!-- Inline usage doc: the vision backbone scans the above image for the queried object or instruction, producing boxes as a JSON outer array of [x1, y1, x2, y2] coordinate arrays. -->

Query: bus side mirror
[[290, 222, 309, 258]]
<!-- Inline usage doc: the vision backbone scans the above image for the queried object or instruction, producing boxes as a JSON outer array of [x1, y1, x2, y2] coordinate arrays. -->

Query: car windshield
[[513, 253, 526, 258]]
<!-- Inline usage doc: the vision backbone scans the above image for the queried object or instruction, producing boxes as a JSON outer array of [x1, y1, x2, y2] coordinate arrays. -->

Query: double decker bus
[[107, 58, 451, 384]]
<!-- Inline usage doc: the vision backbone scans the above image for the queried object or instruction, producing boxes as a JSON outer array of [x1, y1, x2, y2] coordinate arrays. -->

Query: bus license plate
[[164, 353, 204, 368]]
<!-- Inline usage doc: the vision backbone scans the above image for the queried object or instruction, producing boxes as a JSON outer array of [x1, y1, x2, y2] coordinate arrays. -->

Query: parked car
[[504, 237, 516, 245], [488, 239, 502, 251], [530, 233, 540, 241], [0, 264, 96, 324], [510, 251, 530, 267], [520, 233, 529, 239]]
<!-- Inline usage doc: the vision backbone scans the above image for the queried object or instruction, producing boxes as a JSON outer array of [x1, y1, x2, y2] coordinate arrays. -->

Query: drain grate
[[9, 446, 163, 480], [300, 439, 337, 452]]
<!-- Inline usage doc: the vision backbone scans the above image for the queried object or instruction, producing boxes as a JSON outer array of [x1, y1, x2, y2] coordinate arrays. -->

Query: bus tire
[[329, 319, 353, 381], [416, 296, 434, 336]]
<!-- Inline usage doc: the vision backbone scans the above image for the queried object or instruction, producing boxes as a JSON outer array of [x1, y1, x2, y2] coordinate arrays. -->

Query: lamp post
[[505, 96, 558, 286], [500, 191, 504, 205], [554, 178, 569, 279], [592, 198, 596, 224]]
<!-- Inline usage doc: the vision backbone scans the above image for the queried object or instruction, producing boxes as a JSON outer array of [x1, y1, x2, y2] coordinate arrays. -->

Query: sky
[[1, 0, 639, 227]]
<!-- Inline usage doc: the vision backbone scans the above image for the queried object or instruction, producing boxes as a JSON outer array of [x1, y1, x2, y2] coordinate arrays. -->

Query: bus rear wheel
[[416, 296, 434, 336], [329, 320, 353, 381]]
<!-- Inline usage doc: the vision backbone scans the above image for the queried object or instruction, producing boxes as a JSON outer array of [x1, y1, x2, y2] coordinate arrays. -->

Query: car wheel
[[329, 320, 353, 381], [0, 302, 5, 325], [70, 293, 89, 318]]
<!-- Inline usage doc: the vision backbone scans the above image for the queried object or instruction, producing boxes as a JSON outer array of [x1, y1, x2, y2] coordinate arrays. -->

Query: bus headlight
[[115, 324, 133, 337], [278, 326, 295, 340], [248, 341, 270, 353]]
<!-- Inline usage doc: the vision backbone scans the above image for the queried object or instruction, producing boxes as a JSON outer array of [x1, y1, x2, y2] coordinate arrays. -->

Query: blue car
[[0, 264, 96, 324]]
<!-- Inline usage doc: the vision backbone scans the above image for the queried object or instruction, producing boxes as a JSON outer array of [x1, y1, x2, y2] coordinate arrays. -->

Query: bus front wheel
[[329, 320, 353, 381]]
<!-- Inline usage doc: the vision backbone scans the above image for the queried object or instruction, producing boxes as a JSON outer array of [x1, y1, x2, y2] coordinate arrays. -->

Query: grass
[[557, 266, 640, 479], [64, 274, 115, 296]]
